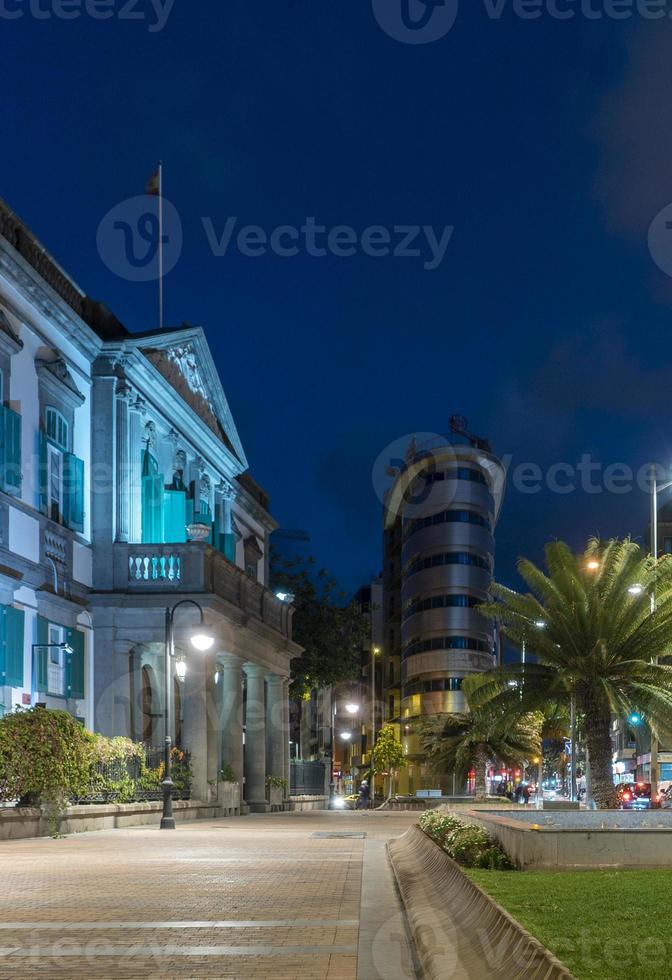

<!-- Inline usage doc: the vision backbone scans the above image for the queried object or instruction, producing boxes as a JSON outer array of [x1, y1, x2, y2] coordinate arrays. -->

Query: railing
[[129, 551, 181, 583], [74, 747, 191, 804], [290, 760, 326, 796], [115, 541, 293, 639]]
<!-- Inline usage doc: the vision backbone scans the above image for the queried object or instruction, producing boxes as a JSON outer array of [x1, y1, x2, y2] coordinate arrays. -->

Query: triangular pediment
[[132, 326, 247, 467]]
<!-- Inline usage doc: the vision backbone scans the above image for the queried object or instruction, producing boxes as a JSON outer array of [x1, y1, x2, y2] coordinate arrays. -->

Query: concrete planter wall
[[289, 795, 328, 811], [0, 800, 221, 842], [217, 781, 241, 815], [266, 784, 286, 811], [389, 826, 575, 979], [444, 806, 672, 869]]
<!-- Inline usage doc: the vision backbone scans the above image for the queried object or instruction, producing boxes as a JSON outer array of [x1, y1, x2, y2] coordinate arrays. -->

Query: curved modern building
[[382, 428, 506, 793]]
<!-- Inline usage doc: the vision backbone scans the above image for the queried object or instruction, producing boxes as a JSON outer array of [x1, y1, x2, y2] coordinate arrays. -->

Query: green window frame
[[0, 605, 25, 687], [0, 405, 21, 495]]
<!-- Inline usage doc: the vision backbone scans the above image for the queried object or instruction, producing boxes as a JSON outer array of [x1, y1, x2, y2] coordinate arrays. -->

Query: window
[[46, 408, 68, 449], [405, 551, 490, 577], [403, 508, 491, 540], [47, 624, 65, 696], [402, 634, 491, 659], [402, 593, 481, 621], [47, 443, 63, 523], [40, 408, 84, 531]]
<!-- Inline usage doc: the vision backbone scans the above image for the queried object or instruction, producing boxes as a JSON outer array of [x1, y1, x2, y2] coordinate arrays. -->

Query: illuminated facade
[[382, 432, 506, 794]]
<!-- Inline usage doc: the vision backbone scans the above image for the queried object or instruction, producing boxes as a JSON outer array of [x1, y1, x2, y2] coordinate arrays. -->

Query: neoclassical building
[[0, 196, 300, 808]]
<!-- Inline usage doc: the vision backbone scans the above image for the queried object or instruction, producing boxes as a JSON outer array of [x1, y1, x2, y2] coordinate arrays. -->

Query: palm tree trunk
[[583, 697, 617, 809], [474, 749, 488, 799]]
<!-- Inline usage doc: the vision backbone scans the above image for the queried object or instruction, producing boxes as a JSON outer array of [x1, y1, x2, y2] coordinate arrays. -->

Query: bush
[[0, 707, 93, 808], [419, 807, 515, 871]]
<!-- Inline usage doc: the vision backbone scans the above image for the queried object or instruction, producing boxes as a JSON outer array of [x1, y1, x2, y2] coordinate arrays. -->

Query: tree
[[371, 724, 407, 802], [476, 538, 672, 808], [270, 551, 369, 698], [419, 692, 541, 799]]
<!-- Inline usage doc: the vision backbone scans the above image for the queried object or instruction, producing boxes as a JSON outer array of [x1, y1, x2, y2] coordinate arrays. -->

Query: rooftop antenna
[[449, 414, 492, 453]]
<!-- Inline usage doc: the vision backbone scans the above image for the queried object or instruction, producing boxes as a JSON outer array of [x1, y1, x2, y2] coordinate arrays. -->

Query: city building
[[0, 197, 301, 809], [381, 424, 506, 794]]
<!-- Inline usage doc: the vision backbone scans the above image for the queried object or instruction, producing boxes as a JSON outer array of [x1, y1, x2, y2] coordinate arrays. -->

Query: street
[[0, 811, 419, 980]]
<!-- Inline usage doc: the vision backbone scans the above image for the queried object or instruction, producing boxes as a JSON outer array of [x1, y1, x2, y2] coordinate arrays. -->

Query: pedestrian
[[357, 780, 370, 810]]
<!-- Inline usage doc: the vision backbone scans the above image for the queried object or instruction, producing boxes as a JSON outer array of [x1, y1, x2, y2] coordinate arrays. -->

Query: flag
[[146, 168, 160, 197]]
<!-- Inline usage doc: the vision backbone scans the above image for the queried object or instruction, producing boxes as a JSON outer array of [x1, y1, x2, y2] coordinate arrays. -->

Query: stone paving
[[0, 809, 419, 979]]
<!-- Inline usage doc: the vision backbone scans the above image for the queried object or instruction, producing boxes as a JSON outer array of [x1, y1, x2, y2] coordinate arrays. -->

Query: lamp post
[[161, 600, 214, 830], [648, 464, 672, 805], [329, 698, 359, 806], [370, 646, 380, 804]]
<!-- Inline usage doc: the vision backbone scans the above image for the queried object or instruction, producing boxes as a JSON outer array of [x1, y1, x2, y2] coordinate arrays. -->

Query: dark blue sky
[[3, 1, 672, 592]]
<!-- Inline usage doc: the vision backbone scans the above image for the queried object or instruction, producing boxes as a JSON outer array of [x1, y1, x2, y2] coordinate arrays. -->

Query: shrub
[[0, 707, 93, 808], [220, 763, 237, 783], [419, 807, 515, 871]]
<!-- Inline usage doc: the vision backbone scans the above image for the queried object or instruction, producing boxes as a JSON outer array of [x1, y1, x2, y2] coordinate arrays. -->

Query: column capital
[[244, 662, 267, 679], [219, 653, 245, 670], [266, 672, 287, 687]]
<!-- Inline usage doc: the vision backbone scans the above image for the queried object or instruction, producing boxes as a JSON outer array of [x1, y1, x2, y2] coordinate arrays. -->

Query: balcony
[[113, 541, 292, 639]]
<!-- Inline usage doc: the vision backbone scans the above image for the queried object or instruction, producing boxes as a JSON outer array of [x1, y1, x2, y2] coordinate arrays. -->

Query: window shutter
[[0, 407, 21, 494], [163, 489, 187, 543], [3, 606, 25, 687], [38, 431, 49, 514], [66, 627, 85, 700], [35, 615, 49, 690], [63, 453, 85, 532]]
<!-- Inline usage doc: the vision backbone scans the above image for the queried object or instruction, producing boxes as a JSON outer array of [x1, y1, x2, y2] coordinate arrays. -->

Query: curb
[[388, 825, 576, 980]]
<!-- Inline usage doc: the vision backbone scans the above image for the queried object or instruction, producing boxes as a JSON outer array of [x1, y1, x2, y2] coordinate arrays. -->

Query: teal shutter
[[3, 607, 25, 687], [38, 432, 49, 514], [0, 407, 21, 494], [63, 453, 85, 532], [66, 627, 84, 699], [35, 615, 48, 690], [141, 451, 164, 543], [163, 490, 187, 543]]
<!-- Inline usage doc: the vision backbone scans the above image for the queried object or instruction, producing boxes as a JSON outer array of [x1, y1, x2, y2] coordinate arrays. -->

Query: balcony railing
[[114, 541, 291, 639]]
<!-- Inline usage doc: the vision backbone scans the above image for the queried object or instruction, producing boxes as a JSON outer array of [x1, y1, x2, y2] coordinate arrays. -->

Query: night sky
[[3, 1, 672, 593]]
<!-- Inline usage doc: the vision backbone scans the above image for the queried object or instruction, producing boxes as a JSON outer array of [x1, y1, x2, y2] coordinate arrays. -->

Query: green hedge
[[419, 809, 515, 871], [0, 707, 192, 807]]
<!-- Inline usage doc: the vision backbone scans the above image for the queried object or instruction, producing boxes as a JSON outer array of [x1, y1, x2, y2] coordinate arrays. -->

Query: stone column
[[265, 674, 286, 783], [128, 396, 145, 543], [182, 646, 209, 803], [282, 678, 291, 795], [244, 664, 268, 811], [115, 379, 131, 543], [219, 656, 244, 785], [216, 480, 236, 561]]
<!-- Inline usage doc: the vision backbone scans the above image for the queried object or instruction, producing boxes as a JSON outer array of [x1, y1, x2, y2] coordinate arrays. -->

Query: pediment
[[136, 327, 247, 467], [35, 352, 85, 407]]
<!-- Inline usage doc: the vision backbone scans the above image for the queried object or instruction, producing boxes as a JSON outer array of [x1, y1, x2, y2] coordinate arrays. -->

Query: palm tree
[[419, 692, 541, 799], [476, 538, 672, 808]]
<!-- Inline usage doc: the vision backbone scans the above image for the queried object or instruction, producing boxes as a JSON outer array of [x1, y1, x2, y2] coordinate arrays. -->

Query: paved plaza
[[0, 810, 420, 980]]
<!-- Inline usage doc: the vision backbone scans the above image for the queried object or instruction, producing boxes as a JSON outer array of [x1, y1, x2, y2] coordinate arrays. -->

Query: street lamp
[[340, 731, 353, 741], [344, 702, 360, 714], [161, 600, 214, 830], [647, 463, 672, 804]]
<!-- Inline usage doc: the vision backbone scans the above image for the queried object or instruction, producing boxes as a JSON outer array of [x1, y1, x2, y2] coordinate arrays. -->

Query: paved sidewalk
[[0, 809, 419, 979]]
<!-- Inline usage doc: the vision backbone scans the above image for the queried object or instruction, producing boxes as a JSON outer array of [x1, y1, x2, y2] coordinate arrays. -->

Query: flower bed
[[419, 808, 515, 870]]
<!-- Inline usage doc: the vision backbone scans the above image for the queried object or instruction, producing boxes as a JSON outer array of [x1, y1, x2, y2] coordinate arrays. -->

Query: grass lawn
[[465, 868, 672, 979]]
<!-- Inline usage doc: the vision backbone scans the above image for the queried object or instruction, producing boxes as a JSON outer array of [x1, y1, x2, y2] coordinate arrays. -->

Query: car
[[618, 782, 656, 809]]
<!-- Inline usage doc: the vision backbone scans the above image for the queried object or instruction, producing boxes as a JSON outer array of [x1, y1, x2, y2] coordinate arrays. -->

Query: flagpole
[[158, 160, 164, 329]]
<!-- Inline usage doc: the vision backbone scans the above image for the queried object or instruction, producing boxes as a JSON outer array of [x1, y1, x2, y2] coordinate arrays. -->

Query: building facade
[[0, 197, 300, 809], [381, 431, 506, 794]]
